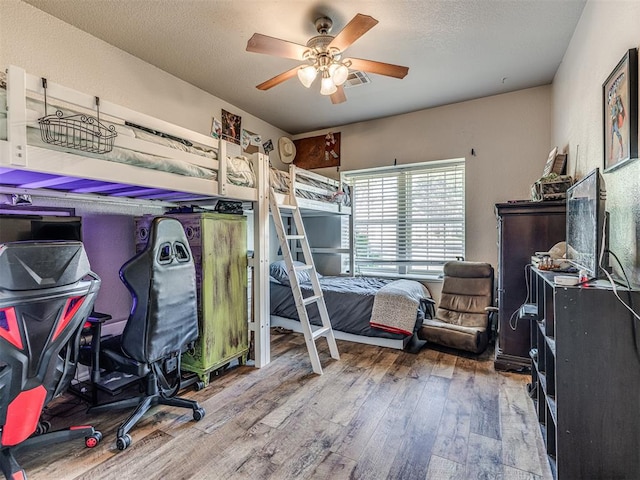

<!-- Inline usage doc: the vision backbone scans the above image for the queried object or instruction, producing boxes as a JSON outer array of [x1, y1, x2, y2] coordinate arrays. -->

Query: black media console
[[528, 268, 640, 479]]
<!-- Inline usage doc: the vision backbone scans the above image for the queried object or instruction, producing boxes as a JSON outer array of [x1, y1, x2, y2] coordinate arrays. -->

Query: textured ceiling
[[24, 0, 586, 135]]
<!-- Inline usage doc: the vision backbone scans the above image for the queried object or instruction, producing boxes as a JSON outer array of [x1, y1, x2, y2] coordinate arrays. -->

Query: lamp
[[320, 71, 338, 95], [298, 57, 351, 96], [297, 65, 317, 88], [329, 63, 349, 86], [294, 18, 353, 97]]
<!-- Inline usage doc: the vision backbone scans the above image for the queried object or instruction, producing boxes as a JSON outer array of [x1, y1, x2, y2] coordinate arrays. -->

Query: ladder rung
[[312, 326, 332, 339], [294, 264, 313, 271], [286, 235, 305, 240], [303, 295, 322, 305], [277, 204, 297, 210]]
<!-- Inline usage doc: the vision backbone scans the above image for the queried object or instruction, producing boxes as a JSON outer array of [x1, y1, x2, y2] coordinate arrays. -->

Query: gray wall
[[296, 86, 553, 270], [552, 0, 640, 286]]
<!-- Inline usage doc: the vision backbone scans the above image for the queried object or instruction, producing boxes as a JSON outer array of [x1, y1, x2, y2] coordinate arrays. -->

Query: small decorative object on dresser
[[531, 147, 572, 201], [542, 146, 567, 177]]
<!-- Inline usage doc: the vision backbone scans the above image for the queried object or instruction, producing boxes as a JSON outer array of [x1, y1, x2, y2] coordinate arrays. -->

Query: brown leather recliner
[[419, 261, 497, 354]]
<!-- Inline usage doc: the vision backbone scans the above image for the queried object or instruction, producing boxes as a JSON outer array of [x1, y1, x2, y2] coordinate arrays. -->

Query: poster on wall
[[603, 48, 638, 172], [293, 132, 341, 169], [221, 109, 242, 145], [210, 117, 222, 139]]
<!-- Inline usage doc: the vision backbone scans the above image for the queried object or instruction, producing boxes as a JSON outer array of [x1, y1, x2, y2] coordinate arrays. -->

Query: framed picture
[[542, 147, 567, 177], [603, 48, 638, 172]]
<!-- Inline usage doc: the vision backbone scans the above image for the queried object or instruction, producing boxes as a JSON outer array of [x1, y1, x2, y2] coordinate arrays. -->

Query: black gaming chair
[[0, 241, 102, 480], [90, 217, 204, 451]]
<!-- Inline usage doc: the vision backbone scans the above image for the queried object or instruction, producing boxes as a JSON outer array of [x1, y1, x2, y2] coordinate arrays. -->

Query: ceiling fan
[[246, 13, 409, 104]]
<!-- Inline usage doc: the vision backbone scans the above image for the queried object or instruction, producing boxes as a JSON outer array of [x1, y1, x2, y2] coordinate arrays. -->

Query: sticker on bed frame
[[211, 117, 222, 139], [241, 129, 261, 154]]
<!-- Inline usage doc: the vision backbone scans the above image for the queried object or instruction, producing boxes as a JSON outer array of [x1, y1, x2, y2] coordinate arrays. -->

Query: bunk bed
[[267, 164, 431, 351], [270, 164, 350, 214], [0, 65, 274, 366], [0, 66, 260, 204]]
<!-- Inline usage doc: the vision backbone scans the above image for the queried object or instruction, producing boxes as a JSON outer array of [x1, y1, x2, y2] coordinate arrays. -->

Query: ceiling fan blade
[[330, 86, 347, 104], [328, 14, 378, 52], [346, 58, 409, 79], [256, 66, 301, 90], [246, 33, 308, 60]]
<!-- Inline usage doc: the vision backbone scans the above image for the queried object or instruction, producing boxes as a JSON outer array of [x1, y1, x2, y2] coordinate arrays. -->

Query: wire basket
[[39, 110, 117, 154], [37, 78, 117, 154]]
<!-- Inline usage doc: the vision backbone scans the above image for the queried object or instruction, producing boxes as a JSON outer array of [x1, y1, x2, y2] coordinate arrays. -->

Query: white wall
[[552, 0, 640, 286], [0, 1, 288, 148], [297, 86, 552, 269]]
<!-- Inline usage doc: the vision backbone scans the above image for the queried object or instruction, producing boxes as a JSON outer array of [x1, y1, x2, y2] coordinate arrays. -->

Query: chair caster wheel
[[193, 407, 205, 421], [194, 381, 206, 391], [116, 434, 132, 451], [36, 420, 51, 435], [85, 431, 102, 448]]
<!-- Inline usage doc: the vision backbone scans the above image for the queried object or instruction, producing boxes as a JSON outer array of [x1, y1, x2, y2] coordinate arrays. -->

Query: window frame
[[343, 158, 465, 279]]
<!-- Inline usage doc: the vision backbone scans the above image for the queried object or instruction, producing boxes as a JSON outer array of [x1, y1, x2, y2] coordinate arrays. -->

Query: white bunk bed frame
[[270, 315, 409, 350], [273, 163, 352, 260], [272, 164, 351, 215], [0, 65, 272, 368], [269, 165, 411, 350]]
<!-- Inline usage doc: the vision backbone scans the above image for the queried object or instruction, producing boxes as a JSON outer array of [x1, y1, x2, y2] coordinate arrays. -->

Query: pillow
[[113, 123, 136, 138], [269, 260, 321, 286]]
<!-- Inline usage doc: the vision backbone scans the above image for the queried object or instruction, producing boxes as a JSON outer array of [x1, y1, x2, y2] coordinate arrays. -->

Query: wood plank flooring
[[18, 331, 553, 480]]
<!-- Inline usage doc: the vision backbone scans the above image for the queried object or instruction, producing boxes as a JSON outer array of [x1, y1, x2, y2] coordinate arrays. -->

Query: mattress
[[0, 88, 256, 187], [270, 276, 428, 340], [269, 168, 351, 206]]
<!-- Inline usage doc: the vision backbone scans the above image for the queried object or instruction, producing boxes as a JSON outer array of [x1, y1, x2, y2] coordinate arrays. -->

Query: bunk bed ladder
[[269, 187, 340, 374]]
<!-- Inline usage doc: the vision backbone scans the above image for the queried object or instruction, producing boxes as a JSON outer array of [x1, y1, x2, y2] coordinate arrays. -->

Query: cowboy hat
[[278, 137, 296, 164]]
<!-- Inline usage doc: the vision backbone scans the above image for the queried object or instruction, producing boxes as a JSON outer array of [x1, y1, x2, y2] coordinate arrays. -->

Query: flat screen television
[[565, 168, 607, 280], [0, 215, 82, 243]]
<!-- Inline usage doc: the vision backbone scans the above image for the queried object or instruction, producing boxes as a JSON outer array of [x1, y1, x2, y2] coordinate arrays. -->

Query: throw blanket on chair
[[370, 280, 430, 336]]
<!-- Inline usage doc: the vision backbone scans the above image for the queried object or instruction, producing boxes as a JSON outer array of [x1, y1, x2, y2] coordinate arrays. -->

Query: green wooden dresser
[[135, 212, 249, 385]]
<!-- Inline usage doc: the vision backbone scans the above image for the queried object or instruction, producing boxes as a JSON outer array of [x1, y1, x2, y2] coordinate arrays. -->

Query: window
[[343, 159, 465, 278]]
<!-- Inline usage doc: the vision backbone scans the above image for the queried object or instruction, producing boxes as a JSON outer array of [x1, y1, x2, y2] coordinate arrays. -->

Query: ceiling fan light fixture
[[297, 65, 317, 88], [320, 73, 337, 95], [248, 13, 408, 103], [330, 63, 349, 86]]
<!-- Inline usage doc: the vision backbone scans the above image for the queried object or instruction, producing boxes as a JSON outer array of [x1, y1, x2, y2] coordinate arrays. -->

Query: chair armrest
[[484, 306, 499, 341], [85, 312, 112, 383], [422, 297, 436, 319]]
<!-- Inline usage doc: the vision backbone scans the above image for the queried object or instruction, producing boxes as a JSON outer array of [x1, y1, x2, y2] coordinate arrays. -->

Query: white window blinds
[[343, 159, 465, 277]]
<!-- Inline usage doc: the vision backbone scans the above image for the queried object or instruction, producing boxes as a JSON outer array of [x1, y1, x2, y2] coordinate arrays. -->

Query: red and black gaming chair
[[90, 217, 204, 451], [0, 241, 102, 480]]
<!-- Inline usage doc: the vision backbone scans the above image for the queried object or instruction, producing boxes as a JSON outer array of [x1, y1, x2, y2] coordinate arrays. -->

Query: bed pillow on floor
[[269, 260, 321, 286]]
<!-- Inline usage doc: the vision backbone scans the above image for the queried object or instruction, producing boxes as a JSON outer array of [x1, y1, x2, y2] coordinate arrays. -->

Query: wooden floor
[[20, 331, 553, 480]]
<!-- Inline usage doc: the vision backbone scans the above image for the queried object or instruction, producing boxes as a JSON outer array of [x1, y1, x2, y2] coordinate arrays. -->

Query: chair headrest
[[443, 261, 493, 278], [0, 241, 91, 290], [147, 217, 192, 263]]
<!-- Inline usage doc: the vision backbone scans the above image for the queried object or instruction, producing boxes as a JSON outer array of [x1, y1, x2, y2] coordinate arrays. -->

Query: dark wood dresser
[[494, 200, 566, 371]]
